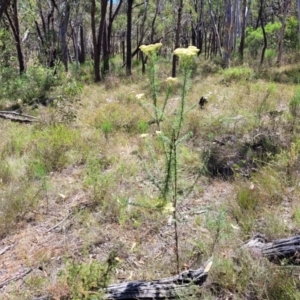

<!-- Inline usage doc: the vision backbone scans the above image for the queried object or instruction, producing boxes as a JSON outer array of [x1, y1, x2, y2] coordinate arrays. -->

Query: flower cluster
[[173, 45, 199, 67], [139, 43, 163, 56], [166, 77, 179, 85]]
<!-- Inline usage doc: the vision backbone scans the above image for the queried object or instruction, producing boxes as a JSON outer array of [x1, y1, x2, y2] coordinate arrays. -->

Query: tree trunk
[[91, 0, 100, 81], [91, 0, 108, 82], [59, 2, 70, 72], [239, 0, 247, 60], [259, 0, 267, 65], [172, 0, 183, 78], [5, 0, 25, 74], [78, 24, 85, 64], [277, 0, 289, 67], [298, 0, 300, 44], [103, 20, 109, 74], [126, 0, 134, 76], [103, 0, 123, 73], [224, 0, 232, 68], [208, 0, 223, 58], [0, 0, 10, 21]]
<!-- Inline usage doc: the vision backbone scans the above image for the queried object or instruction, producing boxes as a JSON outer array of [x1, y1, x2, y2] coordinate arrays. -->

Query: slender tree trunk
[[172, 0, 183, 78], [126, 0, 134, 76], [208, 0, 223, 58], [91, 0, 100, 81], [277, 0, 289, 67], [59, 2, 70, 72], [150, 0, 160, 43], [103, 20, 109, 74], [103, 0, 123, 73], [259, 0, 267, 65], [91, 0, 108, 82], [298, 0, 300, 44], [121, 30, 126, 64], [5, 0, 25, 74], [232, 0, 238, 52], [0, 0, 10, 21], [78, 24, 85, 64], [224, 0, 232, 68], [245, 0, 252, 32], [239, 0, 247, 60]]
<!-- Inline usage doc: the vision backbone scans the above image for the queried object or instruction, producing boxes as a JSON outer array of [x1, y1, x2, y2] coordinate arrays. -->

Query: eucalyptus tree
[[276, 0, 291, 66], [34, 0, 57, 68], [171, 0, 183, 77], [126, 0, 134, 75], [59, 1, 70, 71], [258, 0, 267, 65], [91, 0, 108, 81], [4, 0, 25, 73], [102, 0, 123, 73], [223, 0, 232, 68], [208, 0, 223, 58], [0, 0, 10, 21], [298, 0, 300, 43]]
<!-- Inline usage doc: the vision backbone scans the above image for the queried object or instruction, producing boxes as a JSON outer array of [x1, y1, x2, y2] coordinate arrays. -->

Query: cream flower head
[[140, 43, 163, 55], [173, 45, 199, 58], [135, 93, 145, 100], [166, 77, 179, 85], [173, 46, 199, 68]]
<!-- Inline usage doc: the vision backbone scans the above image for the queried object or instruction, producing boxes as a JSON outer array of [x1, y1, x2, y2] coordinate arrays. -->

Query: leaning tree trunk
[[0, 0, 10, 21], [5, 0, 25, 74], [208, 0, 223, 59], [103, 0, 123, 73]]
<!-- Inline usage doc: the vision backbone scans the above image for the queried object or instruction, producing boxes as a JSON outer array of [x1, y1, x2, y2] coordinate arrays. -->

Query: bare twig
[[0, 268, 32, 288], [0, 244, 15, 255], [46, 212, 72, 233]]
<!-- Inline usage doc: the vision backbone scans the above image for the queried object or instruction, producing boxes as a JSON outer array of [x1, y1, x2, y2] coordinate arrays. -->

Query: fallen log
[[30, 260, 212, 300], [0, 111, 38, 123], [105, 259, 212, 299], [246, 234, 300, 264]]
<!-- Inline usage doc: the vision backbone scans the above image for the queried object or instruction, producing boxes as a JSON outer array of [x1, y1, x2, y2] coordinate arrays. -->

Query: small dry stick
[[0, 268, 32, 288]]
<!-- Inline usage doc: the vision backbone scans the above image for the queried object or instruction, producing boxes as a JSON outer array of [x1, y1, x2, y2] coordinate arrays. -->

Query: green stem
[[175, 67, 190, 140], [172, 131, 179, 273]]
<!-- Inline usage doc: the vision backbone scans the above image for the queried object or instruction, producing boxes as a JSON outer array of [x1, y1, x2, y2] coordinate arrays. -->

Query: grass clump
[[62, 252, 118, 300], [93, 102, 144, 136], [29, 124, 82, 175], [289, 87, 300, 132], [0, 181, 42, 237], [221, 66, 254, 83]]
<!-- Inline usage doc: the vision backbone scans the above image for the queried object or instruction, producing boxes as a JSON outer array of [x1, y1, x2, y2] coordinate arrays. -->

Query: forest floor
[[1, 58, 300, 299]]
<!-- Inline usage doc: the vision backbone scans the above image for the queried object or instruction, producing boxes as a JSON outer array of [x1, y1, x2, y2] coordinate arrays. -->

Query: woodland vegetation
[[1, 0, 300, 299]]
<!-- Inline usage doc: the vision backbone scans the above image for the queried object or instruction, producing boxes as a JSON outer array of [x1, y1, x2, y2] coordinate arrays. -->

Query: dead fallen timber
[[104, 259, 213, 299], [0, 111, 38, 123], [246, 234, 300, 264]]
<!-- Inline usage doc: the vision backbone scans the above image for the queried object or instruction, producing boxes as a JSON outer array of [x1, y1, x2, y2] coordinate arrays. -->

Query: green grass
[[1, 58, 300, 299]]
